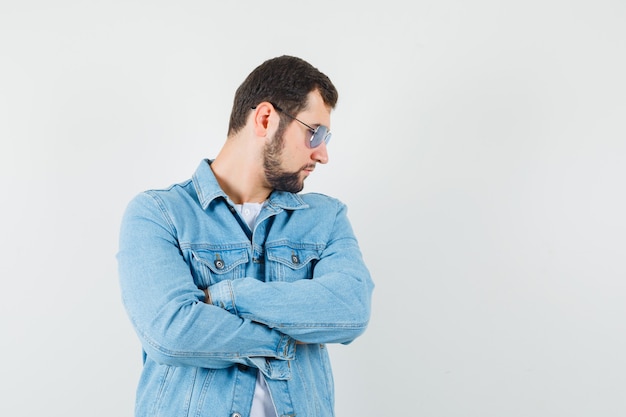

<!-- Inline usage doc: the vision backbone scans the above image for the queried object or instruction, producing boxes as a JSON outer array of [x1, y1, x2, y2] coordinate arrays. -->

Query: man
[[117, 55, 374, 417]]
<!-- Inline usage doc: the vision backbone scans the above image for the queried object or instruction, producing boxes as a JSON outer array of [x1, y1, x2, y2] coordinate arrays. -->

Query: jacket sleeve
[[208, 199, 374, 345], [117, 192, 296, 372]]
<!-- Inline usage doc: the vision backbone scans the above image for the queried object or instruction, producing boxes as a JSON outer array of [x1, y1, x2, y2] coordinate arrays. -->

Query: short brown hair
[[227, 55, 338, 136]]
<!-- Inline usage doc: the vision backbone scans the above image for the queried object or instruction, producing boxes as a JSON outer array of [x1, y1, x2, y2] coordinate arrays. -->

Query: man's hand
[[202, 288, 212, 304]]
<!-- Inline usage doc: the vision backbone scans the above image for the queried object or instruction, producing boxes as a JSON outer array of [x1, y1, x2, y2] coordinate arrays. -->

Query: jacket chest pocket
[[265, 246, 320, 282], [190, 248, 248, 286]]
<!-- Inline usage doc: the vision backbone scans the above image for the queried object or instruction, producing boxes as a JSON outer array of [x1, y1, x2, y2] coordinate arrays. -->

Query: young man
[[117, 55, 374, 417]]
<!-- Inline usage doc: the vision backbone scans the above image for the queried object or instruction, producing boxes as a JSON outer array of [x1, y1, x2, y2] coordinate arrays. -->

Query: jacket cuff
[[248, 356, 291, 380], [208, 280, 236, 313], [248, 335, 296, 380]]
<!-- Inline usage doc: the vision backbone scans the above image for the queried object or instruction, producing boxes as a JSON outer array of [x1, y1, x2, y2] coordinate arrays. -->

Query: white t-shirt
[[234, 202, 277, 417]]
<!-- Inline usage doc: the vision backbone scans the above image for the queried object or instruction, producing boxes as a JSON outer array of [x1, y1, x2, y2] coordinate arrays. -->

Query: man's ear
[[251, 102, 280, 138]]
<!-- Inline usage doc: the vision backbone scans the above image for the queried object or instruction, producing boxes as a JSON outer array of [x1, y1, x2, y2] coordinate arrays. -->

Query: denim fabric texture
[[117, 159, 374, 417]]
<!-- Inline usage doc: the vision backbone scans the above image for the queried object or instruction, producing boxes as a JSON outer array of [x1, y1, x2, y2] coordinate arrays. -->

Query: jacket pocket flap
[[191, 248, 249, 274], [266, 246, 320, 270]]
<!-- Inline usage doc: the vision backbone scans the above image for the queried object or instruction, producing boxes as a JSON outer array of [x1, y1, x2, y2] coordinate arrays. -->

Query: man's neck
[[210, 142, 271, 205]]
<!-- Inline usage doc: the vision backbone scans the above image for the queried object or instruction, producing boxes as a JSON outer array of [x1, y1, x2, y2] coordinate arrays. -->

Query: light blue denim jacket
[[117, 159, 374, 417]]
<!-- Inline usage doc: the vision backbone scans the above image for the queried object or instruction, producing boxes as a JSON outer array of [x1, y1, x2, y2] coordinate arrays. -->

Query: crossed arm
[[118, 192, 373, 372]]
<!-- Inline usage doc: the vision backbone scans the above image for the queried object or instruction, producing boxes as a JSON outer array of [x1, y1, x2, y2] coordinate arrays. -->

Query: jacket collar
[[192, 159, 309, 211]]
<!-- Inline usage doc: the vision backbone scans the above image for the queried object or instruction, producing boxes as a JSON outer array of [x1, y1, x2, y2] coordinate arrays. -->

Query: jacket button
[[214, 259, 225, 269], [237, 364, 249, 371], [291, 254, 299, 264], [232, 413, 241, 417]]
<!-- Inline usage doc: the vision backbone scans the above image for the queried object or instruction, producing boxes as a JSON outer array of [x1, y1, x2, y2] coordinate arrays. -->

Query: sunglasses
[[252, 103, 331, 148]]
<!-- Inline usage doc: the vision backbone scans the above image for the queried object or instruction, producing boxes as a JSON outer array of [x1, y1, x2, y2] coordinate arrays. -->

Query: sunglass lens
[[310, 126, 331, 148]]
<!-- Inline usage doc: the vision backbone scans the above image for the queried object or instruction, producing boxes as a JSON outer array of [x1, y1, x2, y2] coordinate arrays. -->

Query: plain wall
[[1, 1, 625, 416]]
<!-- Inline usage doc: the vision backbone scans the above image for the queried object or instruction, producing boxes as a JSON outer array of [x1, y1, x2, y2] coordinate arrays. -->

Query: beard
[[263, 126, 309, 193]]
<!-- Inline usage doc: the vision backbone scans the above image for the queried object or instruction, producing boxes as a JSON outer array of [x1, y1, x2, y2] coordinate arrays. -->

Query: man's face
[[263, 91, 331, 193]]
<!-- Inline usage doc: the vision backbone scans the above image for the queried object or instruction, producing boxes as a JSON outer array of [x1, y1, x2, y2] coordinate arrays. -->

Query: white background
[[1, 1, 625, 416]]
